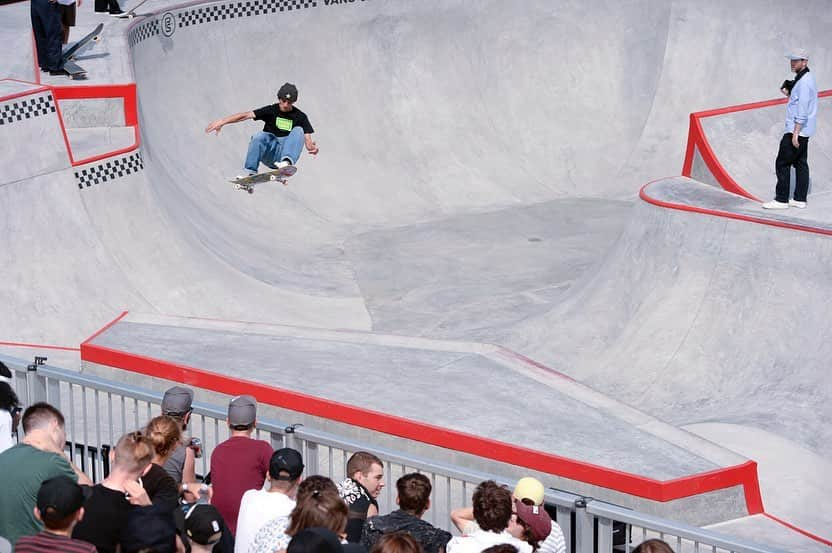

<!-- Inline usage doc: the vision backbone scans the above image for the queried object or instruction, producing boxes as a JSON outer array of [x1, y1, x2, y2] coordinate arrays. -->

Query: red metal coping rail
[[80, 311, 764, 513], [52, 83, 141, 166], [681, 90, 832, 201]]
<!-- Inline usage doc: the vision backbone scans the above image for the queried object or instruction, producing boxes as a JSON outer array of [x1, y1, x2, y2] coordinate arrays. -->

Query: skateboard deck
[[62, 23, 104, 63], [63, 60, 88, 80], [229, 165, 297, 194]]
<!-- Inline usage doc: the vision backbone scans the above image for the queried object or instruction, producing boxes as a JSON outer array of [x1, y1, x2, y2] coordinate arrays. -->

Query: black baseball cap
[[185, 504, 224, 545], [278, 82, 299, 103], [37, 476, 90, 523], [270, 447, 304, 480]]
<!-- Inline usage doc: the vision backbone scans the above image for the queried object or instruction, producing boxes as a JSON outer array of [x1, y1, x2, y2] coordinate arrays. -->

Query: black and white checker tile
[[128, 19, 160, 47], [75, 152, 144, 189], [179, 0, 317, 28], [0, 94, 56, 126]]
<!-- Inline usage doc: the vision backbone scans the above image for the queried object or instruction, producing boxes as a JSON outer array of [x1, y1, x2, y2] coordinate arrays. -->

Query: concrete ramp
[[508, 177, 832, 458]]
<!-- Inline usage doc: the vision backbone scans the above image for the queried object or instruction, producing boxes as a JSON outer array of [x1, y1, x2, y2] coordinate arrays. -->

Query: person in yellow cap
[[512, 478, 565, 553]]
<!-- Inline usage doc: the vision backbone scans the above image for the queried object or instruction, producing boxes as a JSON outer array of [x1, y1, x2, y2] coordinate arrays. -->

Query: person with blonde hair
[[142, 415, 184, 512], [72, 431, 155, 553]]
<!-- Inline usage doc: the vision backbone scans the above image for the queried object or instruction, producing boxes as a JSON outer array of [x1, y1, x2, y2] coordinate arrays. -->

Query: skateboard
[[62, 23, 104, 63], [229, 165, 298, 194], [63, 60, 88, 80], [113, 0, 151, 19]]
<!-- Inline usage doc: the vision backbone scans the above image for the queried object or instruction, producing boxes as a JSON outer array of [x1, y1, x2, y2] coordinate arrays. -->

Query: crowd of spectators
[[0, 383, 675, 553]]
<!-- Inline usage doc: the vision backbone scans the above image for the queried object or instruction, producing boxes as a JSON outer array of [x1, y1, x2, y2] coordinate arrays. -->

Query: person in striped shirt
[[14, 475, 96, 553]]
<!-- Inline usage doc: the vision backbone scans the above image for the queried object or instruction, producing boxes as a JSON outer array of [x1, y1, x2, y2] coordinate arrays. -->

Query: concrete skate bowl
[[3, 0, 832, 541]]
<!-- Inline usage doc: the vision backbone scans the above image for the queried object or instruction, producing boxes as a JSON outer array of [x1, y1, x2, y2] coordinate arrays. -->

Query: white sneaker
[[789, 199, 807, 209], [761, 200, 789, 210], [275, 160, 292, 169]]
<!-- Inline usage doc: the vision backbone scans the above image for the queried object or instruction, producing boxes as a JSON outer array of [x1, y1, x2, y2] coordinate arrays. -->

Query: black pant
[[95, 0, 122, 12], [31, 0, 63, 71], [775, 132, 810, 203]]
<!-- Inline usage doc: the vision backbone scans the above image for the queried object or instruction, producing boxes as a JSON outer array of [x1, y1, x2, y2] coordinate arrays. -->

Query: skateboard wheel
[[247, 188, 254, 194], [269, 175, 277, 181]]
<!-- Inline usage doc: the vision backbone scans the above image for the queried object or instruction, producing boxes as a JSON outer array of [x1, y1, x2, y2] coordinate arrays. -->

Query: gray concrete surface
[[2, 0, 831, 547], [87, 315, 729, 480]]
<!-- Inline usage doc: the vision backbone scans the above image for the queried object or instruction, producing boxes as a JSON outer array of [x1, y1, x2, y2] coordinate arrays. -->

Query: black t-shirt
[[72, 484, 135, 553], [252, 104, 314, 137], [143, 463, 180, 513]]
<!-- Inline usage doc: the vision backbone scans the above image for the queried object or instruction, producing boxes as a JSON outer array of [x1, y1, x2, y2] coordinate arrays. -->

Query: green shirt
[[0, 443, 77, 544]]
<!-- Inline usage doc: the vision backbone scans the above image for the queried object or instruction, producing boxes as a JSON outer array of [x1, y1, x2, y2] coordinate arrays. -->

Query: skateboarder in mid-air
[[205, 82, 319, 181]]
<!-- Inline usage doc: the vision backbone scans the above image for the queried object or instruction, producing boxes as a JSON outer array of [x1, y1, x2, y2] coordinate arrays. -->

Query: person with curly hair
[[446, 481, 530, 553]]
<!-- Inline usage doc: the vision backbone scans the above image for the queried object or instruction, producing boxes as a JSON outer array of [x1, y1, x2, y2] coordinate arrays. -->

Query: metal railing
[[0, 353, 787, 553]]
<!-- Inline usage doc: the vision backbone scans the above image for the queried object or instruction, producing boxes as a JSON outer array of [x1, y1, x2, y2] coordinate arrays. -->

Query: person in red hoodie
[[209, 395, 273, 535]]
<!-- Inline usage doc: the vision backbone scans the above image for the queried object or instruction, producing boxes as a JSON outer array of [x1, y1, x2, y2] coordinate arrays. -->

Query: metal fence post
[[25, 356, 49, 406], [306, 440, 319, 475], [597, 515, 614, 553], [574, 498, 595, 553], [283, 424, 302, 452]]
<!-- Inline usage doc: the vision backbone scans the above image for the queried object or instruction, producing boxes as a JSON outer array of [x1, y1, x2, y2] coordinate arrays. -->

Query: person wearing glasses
[[205, 83, 319, 181]]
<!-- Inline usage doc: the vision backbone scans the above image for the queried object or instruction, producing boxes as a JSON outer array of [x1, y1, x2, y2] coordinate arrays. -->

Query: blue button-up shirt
[[785, 70, 818, 137]]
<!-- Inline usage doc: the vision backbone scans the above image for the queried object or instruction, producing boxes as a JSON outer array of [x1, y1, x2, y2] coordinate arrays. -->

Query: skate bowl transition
[[1, 0, 831, 547]]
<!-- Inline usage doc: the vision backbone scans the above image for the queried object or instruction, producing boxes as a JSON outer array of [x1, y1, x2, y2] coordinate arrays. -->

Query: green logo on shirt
[[275, 117, 294, 132]]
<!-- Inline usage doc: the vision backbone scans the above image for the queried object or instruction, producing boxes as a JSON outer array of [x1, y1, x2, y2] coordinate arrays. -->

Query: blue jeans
[[243, 127, 304, 173]]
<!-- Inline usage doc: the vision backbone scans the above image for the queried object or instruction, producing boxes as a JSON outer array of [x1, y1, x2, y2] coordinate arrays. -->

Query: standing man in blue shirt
[[763, 48, 818, 210]]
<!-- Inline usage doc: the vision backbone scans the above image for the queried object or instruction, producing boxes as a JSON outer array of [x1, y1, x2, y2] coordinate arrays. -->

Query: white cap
[[785, 48, 809, 61]]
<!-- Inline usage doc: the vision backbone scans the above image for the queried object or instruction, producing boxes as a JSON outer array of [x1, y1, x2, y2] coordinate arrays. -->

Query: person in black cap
[[186, 504, 225, 553], [205, 83, 319, 180], [235, 447, 304, 553], [14, 476, 96, 553]]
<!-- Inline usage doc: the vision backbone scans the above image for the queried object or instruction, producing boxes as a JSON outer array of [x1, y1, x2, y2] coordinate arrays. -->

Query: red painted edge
[[693, 89, 832, 119], [0, 341, 80, 352], [79, 335, 762, 509], [762, 513, 832, 547], [81, 311, 130, 345], [31, 31, 41, 85], [640, 183, 832, 238], [683, 114, 758, 201], [50, 84, 141, 166], [0, 84, 49, 102], [496, 347, 576, 382]]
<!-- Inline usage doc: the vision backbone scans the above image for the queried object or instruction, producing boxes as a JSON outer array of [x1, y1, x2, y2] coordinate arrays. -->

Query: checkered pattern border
[[128, 19, 160, 48], [75, 152, 144, 189], [0, 94, 56, 126], [179, 0, 317, 28]]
